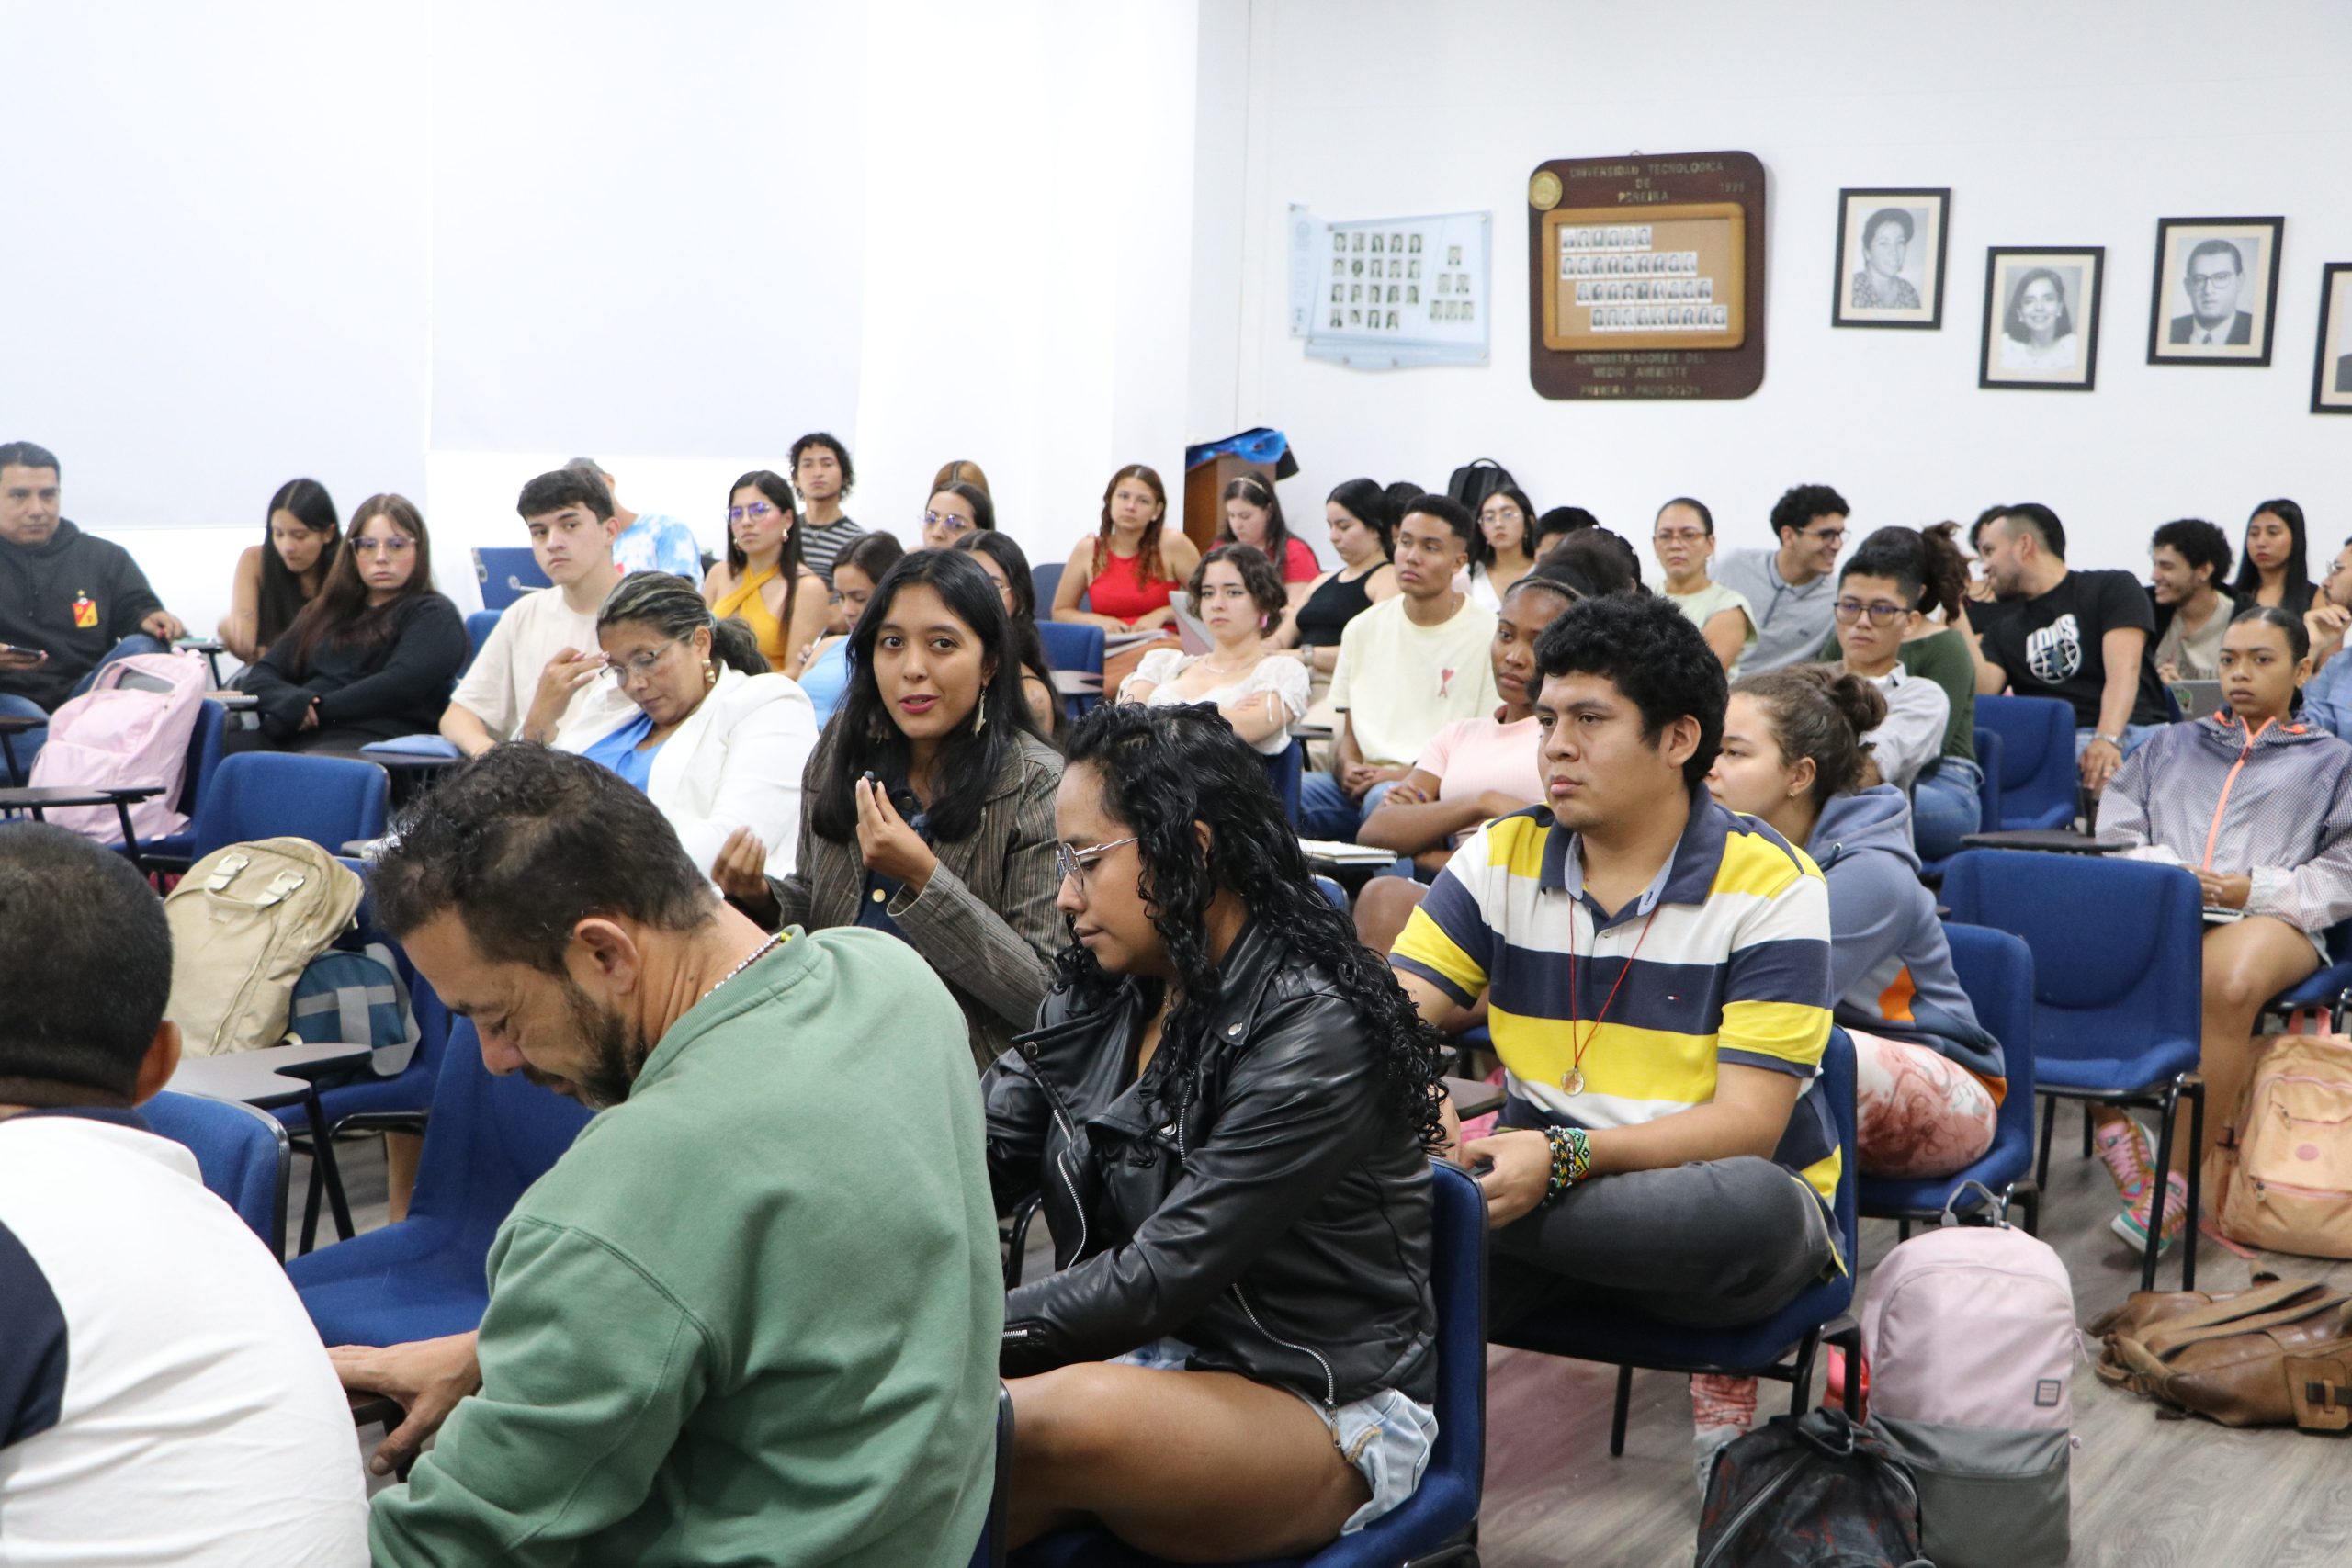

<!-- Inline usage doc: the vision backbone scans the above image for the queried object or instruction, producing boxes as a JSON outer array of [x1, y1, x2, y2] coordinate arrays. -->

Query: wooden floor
[[304, 1114, 2352, 1563]]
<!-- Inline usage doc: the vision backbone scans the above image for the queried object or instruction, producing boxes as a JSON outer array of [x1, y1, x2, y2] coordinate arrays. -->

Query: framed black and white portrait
[[2314, 263, 2352, 415], [2148, 217, 2284, 366], [1980, 247, 2104, 391], [1833, 188, 1950, 329]]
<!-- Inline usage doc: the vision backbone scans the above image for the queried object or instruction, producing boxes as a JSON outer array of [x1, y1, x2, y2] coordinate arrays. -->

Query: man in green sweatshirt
[[334, 744, 1004, 1566]]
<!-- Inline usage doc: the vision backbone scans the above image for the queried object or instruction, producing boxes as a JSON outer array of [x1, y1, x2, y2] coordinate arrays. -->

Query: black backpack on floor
[[1697, 1406, 1934, 1568]]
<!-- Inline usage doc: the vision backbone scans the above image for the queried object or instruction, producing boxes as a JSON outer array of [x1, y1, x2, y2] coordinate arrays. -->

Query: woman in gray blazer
[[718, 548, 1063, 1070]]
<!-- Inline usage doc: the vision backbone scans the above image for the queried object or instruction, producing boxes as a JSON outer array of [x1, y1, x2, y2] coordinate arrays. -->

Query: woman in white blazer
[[557, 572, 818, 878]]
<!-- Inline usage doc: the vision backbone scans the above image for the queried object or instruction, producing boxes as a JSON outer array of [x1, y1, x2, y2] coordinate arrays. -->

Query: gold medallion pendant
[[1560, 1067, 1587, 1096]]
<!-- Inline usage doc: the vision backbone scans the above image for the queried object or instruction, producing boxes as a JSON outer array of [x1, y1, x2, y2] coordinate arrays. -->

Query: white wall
[[2, 0, 1204, 640], [1204, 0, 2352, 578]]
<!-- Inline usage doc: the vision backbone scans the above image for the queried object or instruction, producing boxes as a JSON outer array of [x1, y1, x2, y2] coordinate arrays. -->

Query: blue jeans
[[0, 635, 171, 783], [1298, 772, 1401, 841], [1911, 757, 1985, 863]]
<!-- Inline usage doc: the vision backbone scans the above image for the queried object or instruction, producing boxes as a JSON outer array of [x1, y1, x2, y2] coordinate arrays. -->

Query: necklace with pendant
[[1561, 903, 1658, 1096]]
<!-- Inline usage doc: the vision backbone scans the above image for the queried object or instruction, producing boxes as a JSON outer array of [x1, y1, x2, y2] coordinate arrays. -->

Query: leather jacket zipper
[[1234, 1283, 1337, 1407]]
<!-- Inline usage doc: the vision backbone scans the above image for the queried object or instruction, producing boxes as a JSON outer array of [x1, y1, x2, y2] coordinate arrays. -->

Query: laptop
[[473, 547, 553, 611], [2169, 679, 2226, 721]]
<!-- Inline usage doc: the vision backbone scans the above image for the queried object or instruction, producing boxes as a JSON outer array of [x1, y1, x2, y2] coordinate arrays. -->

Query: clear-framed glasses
[[352, 536, 414, 557], [727, 502, 778, 524], [1653, 527, 1707, 546], [604, 639, 684, 681], [1832, 596, 1905, 626], [923, 509, 976, 536], [1054, 836, 1137, 886]]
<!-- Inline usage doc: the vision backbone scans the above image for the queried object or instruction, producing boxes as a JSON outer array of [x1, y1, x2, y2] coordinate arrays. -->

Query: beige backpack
[[2207, 1032, 2352, 1259], [164, 839, 363, 1057]]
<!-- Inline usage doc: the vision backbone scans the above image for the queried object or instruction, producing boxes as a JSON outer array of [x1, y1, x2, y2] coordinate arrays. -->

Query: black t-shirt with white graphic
[[1977, 569, 2168, 728]]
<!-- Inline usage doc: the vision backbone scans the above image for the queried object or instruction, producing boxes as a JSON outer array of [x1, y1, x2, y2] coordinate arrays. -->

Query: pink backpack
[[1859, 1196, 2078, 1568], [27, 651, 208, 843]]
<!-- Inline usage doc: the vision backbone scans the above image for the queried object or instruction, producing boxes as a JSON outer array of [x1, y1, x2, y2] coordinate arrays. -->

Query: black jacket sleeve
[[238, 644, 319, 738], [100, 542, 164, 640], [314, 596, 469, 728]]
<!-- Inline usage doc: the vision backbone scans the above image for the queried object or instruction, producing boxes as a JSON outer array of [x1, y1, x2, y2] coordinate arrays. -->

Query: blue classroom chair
[[1939, 850, 2204, 1292], [1012, 1159, 1487, 1568], [462, 609, 503, 678], [124, 696, 227, 869], [143, 1090, 291, 1257], [1860, 923, 2041, 1236], [2263, 916, 2352, 1032], [1030, 562, 1064, 613], [143, 751, 390, 875], [1262, 737, 1305, 828], [288, 1020, 594, 1347], [1975, 694, 2078, 830], [1493, 1029, 1860, 1459], [1038, 622, 1107, 720]]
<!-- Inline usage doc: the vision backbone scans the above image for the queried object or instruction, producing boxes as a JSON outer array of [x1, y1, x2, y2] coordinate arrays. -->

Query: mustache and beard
[[518, 980, 650, 1111]]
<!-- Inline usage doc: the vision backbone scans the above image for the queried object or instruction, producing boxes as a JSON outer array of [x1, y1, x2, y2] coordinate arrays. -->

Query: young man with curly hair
[[1389, 592, 1838, 1488], [1713, 481, 1850, 673]]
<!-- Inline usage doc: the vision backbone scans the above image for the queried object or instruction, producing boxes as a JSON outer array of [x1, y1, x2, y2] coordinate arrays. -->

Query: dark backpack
[[1444, 457, 1514, 514], [1698, 1406, 1934, 1568]]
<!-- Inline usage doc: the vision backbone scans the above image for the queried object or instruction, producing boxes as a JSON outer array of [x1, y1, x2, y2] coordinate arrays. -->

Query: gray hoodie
[[1811, 785, 2004, 1084]]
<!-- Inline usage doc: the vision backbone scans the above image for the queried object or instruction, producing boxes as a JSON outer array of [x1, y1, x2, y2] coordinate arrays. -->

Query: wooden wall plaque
[[1526, 151, 1767, 400]]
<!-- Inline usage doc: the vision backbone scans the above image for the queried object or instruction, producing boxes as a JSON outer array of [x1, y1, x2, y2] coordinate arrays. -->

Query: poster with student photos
[[1289, 205, 1491, 369]]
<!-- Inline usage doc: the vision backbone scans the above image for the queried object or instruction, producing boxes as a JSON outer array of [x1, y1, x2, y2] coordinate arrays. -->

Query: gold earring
[[705, 661, 718, 688]]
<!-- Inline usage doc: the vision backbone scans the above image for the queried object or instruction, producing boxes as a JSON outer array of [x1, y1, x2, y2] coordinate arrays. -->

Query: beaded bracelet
[[1541, 1125, 1593, 1202]]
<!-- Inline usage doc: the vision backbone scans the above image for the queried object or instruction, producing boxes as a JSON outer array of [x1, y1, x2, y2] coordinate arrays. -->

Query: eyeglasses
[[2186, 272, 2239, 292], [728, 502, 779, 524], [1653, 528, 1707, 545], [923, 510, 976, 536], [1054, 836, 1136, 887], [1832, 596, 1907, 625], [353, 536, 414, 557], [604, 640, 683, 680], [1803, 528, 1846, 545]]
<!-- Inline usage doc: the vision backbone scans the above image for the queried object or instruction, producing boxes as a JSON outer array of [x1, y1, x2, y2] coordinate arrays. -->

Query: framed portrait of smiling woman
[[1832, 187, 1949, 328], [1979, 246, 2105, 391]]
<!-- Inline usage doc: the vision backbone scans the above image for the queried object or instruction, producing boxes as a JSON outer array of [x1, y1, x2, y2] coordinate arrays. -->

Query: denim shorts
[[1108, 1337, 1439, 1533]]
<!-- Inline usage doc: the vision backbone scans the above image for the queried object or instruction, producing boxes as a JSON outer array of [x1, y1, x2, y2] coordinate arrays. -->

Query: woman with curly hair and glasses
[[989, 703, 1448, 1562]]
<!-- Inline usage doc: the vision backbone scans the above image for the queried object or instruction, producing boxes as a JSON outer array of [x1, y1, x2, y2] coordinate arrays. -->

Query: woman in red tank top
[[1052, 464, 1203, 688]]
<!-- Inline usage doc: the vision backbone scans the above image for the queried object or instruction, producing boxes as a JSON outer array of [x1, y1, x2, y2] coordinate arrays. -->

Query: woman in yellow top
[[702, 468, 831, 677]]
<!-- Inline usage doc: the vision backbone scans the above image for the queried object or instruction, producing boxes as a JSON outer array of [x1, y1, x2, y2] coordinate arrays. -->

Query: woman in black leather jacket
[[987, 703, 1450, 1561]]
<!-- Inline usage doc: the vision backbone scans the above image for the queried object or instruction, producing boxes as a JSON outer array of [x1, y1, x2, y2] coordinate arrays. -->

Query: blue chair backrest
[[1421, 1157, 1488, 1518], [1030, 562, 1064, 614], [1971, 726, 2005, 832], [178, 697, 228, 818], [143, 1090, 289, 1255], [1261, 737, 1305, 828], [409, 1020, 595, 1267], [1975, 694, 2077, 830], [1036, 622, 1105, 679], [472, 547, 550, 611], [1940, 850, 2202, 1063], [1312, 874, 1350, 913], [1940, 922, 2036, 1110], [461, 610, 503, 679], [1821, 1028, 1860, 1256], [193, 752, 390, 857]]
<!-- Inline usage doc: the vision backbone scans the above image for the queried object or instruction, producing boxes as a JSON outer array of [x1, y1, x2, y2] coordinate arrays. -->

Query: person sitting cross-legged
[[990, 703, 1447, 1562], [1388, 592, 1839, 1489]]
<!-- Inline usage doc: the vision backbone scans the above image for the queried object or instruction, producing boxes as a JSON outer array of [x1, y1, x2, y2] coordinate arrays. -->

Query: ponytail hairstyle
[[1093, 463, 1171, 584], [724, 468, 805, 581], [596, 570, 766, 679], [1848, 524, 1968, 623], [1730, 665, 1889, 808], [1217, 470, 1293, 572], [1325, 477, 1397, 557]]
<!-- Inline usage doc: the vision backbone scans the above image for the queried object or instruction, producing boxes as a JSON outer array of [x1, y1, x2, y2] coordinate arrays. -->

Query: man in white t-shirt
[[440, 468, 637, 757], [0, 823, 368, 1566], [1302, 494, 1499, 840]]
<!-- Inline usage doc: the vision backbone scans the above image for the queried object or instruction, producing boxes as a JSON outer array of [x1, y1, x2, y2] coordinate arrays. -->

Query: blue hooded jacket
[[1810, 785, 2005, 1085]]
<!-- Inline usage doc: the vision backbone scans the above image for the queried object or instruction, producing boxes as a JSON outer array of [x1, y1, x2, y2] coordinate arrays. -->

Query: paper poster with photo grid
[[1289, 206, 1491, 368]]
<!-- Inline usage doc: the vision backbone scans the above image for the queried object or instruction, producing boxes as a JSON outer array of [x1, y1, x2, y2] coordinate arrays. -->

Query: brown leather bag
[[2089, 1274, 2352, 1432]]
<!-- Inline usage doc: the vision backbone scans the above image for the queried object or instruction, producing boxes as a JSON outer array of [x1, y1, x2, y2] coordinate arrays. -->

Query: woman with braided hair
[[988, 702, 1447, 1561]]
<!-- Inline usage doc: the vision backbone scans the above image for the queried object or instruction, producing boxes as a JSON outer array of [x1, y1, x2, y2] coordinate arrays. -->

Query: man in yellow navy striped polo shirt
[[1390, 592, 1838, 1482]]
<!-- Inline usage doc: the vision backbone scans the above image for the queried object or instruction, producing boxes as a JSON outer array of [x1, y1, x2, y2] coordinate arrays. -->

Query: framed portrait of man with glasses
[[2148, 216, 2284, 366]]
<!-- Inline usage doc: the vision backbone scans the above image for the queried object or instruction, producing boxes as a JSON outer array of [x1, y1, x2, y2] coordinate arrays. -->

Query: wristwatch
[[2093, 732, 2125, 749]]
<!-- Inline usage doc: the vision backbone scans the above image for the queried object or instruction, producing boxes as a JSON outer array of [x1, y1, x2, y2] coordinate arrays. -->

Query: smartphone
[[0, 644, 46, 662]]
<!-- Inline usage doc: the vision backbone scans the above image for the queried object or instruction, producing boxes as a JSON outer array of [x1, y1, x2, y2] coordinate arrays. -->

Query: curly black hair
[[1534, 591, 1726, 787], [1769, 483, 1849, 545], [1057, 704, 1449, 1151]]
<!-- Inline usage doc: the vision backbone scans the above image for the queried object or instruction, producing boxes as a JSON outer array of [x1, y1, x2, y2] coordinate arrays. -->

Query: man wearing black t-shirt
[[1969, 502, 2168, 793]]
